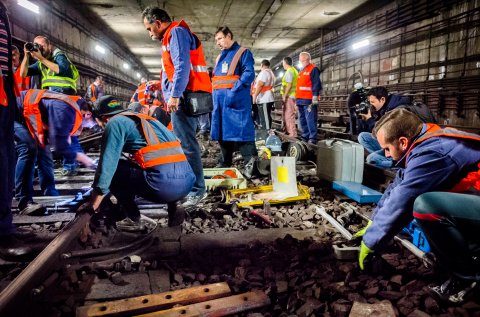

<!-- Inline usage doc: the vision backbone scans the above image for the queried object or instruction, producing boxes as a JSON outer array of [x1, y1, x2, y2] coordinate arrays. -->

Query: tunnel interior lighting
[[18, 0, 39, 14], [297, 62, 302, 69], [136, 73, 141, 78], [352, 39, 370, 50], [123, 63, 130, 70], [278, 71, 284, 78], [95, 45, 105, 54]]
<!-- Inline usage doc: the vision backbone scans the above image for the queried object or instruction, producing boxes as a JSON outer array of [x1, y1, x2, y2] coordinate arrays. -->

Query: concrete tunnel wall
[[276, 0, 480, 132]]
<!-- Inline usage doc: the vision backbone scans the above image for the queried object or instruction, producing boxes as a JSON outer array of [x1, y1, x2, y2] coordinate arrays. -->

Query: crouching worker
[[355, 108, 480, 304], [88, 96, 195, 231]]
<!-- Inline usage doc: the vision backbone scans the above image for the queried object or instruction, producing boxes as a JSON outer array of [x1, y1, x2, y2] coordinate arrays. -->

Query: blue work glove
[[352, 220, 372, 238], [359, 241, 373, 270]]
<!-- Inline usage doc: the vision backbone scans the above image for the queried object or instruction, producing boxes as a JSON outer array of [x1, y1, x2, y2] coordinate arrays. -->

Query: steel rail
[[0, 212, 92, 315]]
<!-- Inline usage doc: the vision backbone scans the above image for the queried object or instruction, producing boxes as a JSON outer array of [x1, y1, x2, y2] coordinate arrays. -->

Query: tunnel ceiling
[[75, 0, 371, 79]]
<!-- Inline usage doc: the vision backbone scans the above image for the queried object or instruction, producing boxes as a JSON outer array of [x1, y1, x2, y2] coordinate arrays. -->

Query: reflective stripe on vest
[[280, 66, 298, 97], [23, 89, 82, 147], [120, 112, 186, 168], [296, 63, 315, 99], [14, 67, 30, 97], [39, 49, 78, 92], [212, 47, 247, 90], [162, 20, 212, 93], [251, 69, 274, 95], [406, 123, 480, 192]]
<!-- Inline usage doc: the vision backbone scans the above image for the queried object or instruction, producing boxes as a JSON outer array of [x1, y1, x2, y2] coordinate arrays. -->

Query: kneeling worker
[[356, 108, 480, 304], [89, 96, 195, 229]]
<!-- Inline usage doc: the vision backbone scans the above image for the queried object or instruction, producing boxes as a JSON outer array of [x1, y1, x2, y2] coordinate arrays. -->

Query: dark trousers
[[218, 140, 257, 166], [413, 192, 480, 280], [0, 74, 16, 236], [109, 160, 195, 221], [14, 122, 58, 208], [253, 102, 274, 130]]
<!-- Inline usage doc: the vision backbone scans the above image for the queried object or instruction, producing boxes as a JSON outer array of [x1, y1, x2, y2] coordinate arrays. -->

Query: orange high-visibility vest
[[23, 89, 82, 147], [162, 21, 212, 93], [406, 123, 480, 192], [120, 112, 185, 168], [296, 63, 315, 100], [131, 83, 147, 105], [251, 69, 274, 95], [89, 83, 97, 102], [212, 47, 247, 90], [0, 76, 7, 107], [13, 67, 31, 97]]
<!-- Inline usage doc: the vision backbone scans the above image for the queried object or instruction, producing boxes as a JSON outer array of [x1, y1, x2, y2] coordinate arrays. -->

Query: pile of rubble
[[167, 235, 480, 316]]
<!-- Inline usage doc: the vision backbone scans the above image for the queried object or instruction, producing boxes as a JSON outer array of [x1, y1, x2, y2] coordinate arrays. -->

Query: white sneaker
[[182, 192, 208, 208]]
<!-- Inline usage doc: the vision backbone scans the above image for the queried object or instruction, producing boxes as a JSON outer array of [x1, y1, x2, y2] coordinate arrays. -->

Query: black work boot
[[428, 276, 478, 304], [19, 201, 46, 216], [0, 235, 35, 261], [243, 157, 258, 179], [168, 202, 185, 227]]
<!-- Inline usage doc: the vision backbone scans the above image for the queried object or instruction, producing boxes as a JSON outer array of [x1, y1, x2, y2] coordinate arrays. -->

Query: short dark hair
[[12, 45, 19, 52], [373, 108, 423, 144], [367, 86, 389, 100], [142, 6, 171, 23], [283, 57, 292, 66], [216, 26, 233, 40], [261, 59, 270, 67]]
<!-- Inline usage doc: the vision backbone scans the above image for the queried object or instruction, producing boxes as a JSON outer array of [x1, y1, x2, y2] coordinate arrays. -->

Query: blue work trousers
[[63, 135, 84, 171], [171, 103, 205, 196], [14, 122, 58, 208], [358, 132, 393, 168], [197, 113, 210, 134], [110, 160, 195, 220], [297, 104, 318, 143]]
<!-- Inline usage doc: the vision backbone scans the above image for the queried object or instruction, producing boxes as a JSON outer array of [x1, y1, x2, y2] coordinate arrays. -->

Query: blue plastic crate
[[332, 181, 383, 204], [402, 220, 431, 252]]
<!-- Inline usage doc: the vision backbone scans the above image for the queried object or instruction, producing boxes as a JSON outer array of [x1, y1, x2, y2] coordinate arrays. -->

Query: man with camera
[[357, 86, 410, 168], [19, 35, 79, 96]]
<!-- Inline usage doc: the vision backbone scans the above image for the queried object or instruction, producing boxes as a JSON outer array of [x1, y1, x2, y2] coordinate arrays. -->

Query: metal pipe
[[314, 205, 353, 240], [0, 212, 92, 314]]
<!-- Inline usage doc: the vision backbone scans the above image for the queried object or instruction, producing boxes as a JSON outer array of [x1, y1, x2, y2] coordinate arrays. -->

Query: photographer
[[357, 86, 410, 168], [347, 83, 369, 135], [19, 35, 79, 95]]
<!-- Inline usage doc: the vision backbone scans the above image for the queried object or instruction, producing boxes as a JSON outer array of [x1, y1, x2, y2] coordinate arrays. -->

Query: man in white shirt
[[252, 59, 275, 130]]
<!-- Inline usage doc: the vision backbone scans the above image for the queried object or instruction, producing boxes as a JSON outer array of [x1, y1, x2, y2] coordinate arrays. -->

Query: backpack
[[398, 101, 436, 123]]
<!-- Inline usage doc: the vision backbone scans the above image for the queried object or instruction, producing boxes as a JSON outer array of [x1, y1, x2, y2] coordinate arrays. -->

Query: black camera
[[354, 101, 370, 115], [25, 42, 41, 52]]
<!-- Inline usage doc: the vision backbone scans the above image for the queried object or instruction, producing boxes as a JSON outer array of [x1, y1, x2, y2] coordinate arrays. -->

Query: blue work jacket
[[363, 124, 480, 250], [211, 42, 255, 142]]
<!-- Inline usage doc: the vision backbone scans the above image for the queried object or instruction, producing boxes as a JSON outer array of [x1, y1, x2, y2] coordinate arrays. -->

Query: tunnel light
[[352, 39, 370, 50], [95, 45, 105, 54], [18, 0, 39, 14], [278, 71, 284, 78], [136, 72, 141, 79], [123, 63, 130, 70], [297, 62, 302, 69]]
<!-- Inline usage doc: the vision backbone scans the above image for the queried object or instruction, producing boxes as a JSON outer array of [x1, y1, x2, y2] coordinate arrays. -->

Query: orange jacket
[[296, 63, 315, 100], [406, 123, 480, 192], [13, 67, 31, 97], [23, 89, 82, 147], [162, 20, 212, 93], [120, 112, 186, 169]]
